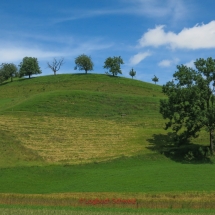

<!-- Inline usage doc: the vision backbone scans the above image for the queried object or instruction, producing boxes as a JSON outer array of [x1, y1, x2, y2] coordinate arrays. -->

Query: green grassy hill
[[1, 73, 215, 212], [0, 74, 165, 167]]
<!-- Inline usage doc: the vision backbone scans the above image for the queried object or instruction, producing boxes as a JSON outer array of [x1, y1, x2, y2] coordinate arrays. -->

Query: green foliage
[[103, 56, 124, 76], [129, 68, 136, 79], [152, 75, 159, 84], [0, 63, 17, 82], [160, 57, 215, 152], [19, 57, 42, 79], [74, 54, 93, 74], [0, 72, 5, 84]]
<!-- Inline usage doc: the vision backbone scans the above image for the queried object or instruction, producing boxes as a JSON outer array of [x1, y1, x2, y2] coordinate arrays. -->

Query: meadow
[[0, 74, 214, 214]]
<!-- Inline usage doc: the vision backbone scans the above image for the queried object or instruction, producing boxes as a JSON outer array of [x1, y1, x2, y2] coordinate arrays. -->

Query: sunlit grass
[[0, 74, 214, 212], [0, 114, 147, 165]]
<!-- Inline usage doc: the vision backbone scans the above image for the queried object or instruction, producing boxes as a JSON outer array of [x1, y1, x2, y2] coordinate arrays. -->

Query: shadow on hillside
[[0, 82, 10, 86], [16, 77, 36, 82], [72, 73, 93, 75], [106, 75, 120, 78], [0, 78, 36, 86], [146, 133, 212, 164]]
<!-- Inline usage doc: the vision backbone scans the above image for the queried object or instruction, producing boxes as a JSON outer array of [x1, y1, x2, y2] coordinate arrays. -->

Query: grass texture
[[0, 74, 214, 211]]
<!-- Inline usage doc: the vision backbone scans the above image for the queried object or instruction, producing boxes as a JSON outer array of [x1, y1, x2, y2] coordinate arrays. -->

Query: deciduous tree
[[129, 68, 136, 79], [0, 63, 18, 82], [103, 56, 124, 77], [19, 57, 42, 79], [152, 75, 159, 84], [160, 57, 215, 154], [47, 58, 64, 75], [74, 54, 93, 74]]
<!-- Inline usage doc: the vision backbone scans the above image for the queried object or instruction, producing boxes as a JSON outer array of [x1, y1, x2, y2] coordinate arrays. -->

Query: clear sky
[[1, 0, 215, 84]]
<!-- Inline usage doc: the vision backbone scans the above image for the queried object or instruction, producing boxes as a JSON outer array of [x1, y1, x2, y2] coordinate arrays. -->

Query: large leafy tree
[[160, 57, 215, 153], [0, 63, 18, 82], [103, 56, 124, 77], [74, 54, 93, 74], [19, 57, 42, 79]]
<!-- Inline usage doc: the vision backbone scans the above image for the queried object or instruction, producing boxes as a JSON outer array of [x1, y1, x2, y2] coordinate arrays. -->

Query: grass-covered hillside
[[1, 73, 215, 213], [0, 74, 165, 167]]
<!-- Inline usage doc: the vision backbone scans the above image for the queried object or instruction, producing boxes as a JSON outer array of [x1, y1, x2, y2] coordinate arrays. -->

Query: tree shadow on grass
[[16, 77, 36, 82], [0, 77, 35, 86], [146, 132, 212, 164]]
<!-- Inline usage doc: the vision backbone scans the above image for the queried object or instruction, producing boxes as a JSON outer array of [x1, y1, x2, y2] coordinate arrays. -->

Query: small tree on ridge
[[129, 68, 136, 79], [0, 63, 17, 82], [74, 54, 93, 74], [103, 56, 124, 77], [152, 75, 159, 84], [47, 58, 64, 75], [19, 57, 42, 79]]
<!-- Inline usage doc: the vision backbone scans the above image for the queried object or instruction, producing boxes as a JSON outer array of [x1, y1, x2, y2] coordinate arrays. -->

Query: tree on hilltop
[[19, 57, 42, 79], [103, 56, 124, 77], [74, 54, 94, 74], [160, 57, 215, 154], [0, 63, 18, 82], [47, 58, 64, 75], [129, 68, 136, 79], [152, 75, 159, 84]]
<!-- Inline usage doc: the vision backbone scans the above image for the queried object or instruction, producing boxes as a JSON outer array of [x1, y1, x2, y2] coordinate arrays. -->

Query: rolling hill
[[1, 73, 215, 214], [0, 74, 165, 167]]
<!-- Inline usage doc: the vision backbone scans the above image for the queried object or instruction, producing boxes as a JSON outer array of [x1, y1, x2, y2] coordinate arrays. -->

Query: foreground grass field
[[0, 74, 214, 213]]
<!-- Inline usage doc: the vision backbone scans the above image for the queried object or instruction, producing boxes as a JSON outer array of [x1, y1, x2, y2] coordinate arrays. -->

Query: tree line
[[0, 54, 159, 84]]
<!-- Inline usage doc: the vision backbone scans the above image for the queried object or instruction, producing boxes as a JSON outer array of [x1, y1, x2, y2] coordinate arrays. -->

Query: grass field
[[0, 74, 214, 213], [1, 205, 215, 215], [2, 205, 215, 215]]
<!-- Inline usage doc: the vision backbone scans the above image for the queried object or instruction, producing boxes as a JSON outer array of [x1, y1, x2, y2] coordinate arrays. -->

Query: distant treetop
[[19, 57, 42, 79], [74, 54, 94, 74], [103, 56, 124, 77]]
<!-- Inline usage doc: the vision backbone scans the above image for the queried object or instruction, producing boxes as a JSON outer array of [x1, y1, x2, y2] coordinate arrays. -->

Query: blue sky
[[1, 0, 215, 85]]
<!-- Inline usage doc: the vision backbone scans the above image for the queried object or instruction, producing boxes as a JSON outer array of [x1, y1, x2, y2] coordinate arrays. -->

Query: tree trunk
[[29, 74, 31, 79], [210, 130, 214, 155], [54, 71, 56, 75]]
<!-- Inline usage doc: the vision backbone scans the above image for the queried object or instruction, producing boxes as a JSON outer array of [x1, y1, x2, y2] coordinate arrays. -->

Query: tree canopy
[[129, 68, 136, 79], [74, 54, 93, 74], [103, 56, 124, 77], [0, 63, 18, 82], [160, 57, 215, 153], [152, 75, 159, 84], [19, 57, 42, 79]]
